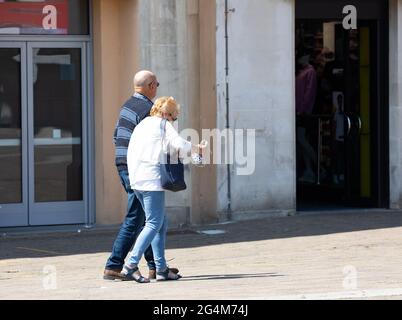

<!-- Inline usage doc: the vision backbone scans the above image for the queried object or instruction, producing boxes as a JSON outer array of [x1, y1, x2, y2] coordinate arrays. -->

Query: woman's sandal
[[121, 265, 150, 283], [156, 268, 182, 281]]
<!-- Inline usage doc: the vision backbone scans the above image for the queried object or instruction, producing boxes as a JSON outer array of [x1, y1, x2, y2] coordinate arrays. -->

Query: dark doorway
[[295, 0, 389, 211]]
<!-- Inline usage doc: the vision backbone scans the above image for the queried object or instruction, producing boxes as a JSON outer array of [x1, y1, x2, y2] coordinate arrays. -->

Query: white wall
[[389, 0, 402, 209], [216, 0, 296, 219]]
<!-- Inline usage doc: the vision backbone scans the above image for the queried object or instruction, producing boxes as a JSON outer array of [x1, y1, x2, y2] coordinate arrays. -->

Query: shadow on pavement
[[180, 273, 285, 282], [1, 210, 402, 260]]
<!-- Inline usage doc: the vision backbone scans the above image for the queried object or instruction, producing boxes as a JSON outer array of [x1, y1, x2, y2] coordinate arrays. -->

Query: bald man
[[104, 70, 179, 281]]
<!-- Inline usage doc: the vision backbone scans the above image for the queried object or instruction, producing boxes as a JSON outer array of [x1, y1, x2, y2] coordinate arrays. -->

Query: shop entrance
[[0, 0, 91, 227], [0, 42, 88, 226], [295, 0, 389, 210]]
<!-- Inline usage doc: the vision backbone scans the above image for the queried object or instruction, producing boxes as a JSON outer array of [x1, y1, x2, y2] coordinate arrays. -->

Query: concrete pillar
[[137, 0, 196, 227], [93, 0, 139, 224], [184, 0, 218, 226], [195, 0, 218, 225], [216, 0, 296, 220], [389, 0, 402, 209]]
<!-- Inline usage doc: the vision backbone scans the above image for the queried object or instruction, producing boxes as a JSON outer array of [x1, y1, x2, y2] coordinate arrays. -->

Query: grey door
[[0, 42, 87, 227], [27, 42, 87, 226], [0, 42, 28, 227]]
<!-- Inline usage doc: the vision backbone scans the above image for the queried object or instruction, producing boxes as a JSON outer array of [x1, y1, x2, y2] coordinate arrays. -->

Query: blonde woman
[[123, 97, 205, 282]]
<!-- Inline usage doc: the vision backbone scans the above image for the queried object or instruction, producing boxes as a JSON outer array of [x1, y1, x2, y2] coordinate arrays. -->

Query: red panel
[[0, 0, 68, 33]]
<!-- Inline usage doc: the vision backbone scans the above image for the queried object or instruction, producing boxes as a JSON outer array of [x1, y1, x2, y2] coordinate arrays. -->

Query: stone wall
[[138, 0, 218, 226]]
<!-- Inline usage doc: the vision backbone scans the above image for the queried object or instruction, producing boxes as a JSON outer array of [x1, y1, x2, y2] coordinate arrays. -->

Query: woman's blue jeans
[[105, 170, 155, 271], [128, 190, 168, 272]]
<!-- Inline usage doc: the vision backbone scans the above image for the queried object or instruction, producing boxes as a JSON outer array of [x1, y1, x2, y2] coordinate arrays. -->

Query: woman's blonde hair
[[150, 96, 180, 118]]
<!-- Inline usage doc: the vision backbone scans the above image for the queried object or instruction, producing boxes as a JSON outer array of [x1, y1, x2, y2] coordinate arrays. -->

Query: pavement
[[1, 210, 402, 300]]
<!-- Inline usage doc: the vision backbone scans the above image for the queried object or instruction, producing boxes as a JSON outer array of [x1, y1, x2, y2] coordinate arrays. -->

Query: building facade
[[0, 0, 402, 229]]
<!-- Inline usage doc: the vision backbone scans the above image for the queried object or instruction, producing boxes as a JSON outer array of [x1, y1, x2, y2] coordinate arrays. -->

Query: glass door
[[27, 42, 87, 225], [0, 42, 28, 227], [0, 41, 87, 227], [340, 22, 377, 206], [318, 21, 381, 207]]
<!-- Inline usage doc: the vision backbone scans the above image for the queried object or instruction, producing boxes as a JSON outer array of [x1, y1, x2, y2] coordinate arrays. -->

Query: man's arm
[[114, 106, 140, 170], [114, 107, 140, 146]]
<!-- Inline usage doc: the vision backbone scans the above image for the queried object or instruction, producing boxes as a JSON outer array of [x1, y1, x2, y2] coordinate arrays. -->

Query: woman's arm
[[164, 121, 205, 154]]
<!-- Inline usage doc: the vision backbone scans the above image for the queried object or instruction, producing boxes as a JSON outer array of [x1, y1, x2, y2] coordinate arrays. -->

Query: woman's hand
[[191, 140, 208, 154], [199, 140, 208, 148]]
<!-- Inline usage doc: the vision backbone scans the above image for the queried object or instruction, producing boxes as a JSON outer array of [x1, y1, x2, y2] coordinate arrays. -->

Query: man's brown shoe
[[148, 267, 179, 280], [103, 269, 124, 280]]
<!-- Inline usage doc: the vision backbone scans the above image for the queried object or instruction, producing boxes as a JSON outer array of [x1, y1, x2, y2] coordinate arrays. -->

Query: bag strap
[[160, 118, 167, 149], [160, 118, 181, 159]]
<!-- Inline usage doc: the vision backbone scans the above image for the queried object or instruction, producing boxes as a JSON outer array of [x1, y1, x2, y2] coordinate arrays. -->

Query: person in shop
[[296, 48, 318, 184]]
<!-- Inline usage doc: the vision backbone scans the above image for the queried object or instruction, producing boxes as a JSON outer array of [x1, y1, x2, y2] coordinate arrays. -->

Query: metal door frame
[[0, 42, 28, 227]]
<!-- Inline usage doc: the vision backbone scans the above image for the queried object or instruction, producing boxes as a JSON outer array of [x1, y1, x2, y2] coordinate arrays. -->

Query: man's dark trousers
[[105, 170, 155, 271]]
